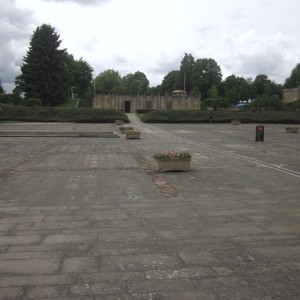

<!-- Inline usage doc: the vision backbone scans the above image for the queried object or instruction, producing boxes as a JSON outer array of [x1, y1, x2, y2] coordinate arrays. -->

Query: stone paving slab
[[0, 115, 299, 299]]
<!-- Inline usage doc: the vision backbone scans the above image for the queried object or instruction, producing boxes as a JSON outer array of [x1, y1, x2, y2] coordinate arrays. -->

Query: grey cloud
[[0, 1, 34, 92], [0, 43, 21, 90], [230, 7, 247, 20], [148, 57, 181, 75], [115, 56, 128, 65], [224, 51, 288, 83], [195, 26, 214, 36]]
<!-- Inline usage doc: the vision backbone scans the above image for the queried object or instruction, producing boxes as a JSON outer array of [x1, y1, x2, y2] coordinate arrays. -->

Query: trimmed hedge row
[[136, 109, 156, 114], [141, 110, 300, 124], [0, 104, 129, 123]]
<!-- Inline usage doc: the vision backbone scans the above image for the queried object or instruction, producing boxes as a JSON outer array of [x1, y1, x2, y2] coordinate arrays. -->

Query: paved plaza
[[0, 114, 299, 299]]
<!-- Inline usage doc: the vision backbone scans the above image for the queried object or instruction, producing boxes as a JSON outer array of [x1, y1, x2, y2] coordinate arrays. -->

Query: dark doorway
[[125, 101, 131, 113], [166, 101, 172, 110]]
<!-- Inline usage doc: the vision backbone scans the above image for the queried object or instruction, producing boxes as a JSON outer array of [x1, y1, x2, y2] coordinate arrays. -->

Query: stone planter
[[286, 126, 299, 133], [155, 158, 191, 172], [231, 119, 241, 125], [114, 120, 123, 125], [119, 126, 134, 134], [125, 131, 140, 139]]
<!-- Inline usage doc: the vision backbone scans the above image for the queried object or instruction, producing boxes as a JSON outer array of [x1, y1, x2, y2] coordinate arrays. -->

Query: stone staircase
[[77, 98, 93, 108]]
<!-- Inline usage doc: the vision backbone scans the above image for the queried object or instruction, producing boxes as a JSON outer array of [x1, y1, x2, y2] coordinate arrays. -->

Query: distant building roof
[[172, 90, 187, 95]]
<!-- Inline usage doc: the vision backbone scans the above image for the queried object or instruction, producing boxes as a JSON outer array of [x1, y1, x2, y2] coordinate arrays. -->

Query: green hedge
[[141, 110, 300, 124], [25, 97, 42, 107], [0, 104, 129, 123], [136, 109, 156, 114]]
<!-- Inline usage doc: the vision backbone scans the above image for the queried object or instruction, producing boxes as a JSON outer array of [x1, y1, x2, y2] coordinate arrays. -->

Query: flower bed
[[286, 126, 299, 133], [125, 130, 140, 139], [119, 126, 134, 134], [153, 150, 192, 172]]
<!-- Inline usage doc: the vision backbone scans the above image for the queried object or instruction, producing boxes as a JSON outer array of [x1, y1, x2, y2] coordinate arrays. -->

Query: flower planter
[[231, 119, 241, 125], [286, 126, 299, 133], [155, 158, 191, 172], [114, 120, 123, 125], [125, 131, 140, 139], [119, 126, 134, 134]]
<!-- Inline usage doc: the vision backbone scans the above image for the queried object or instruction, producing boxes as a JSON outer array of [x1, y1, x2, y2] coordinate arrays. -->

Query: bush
[[0, 105, 129, 123], [140, 110, 300, 124], [25, 97, 42, 107], [0, 94, 15, 104], [284, 99, 300, 111], [136, 109, 156, 113], [55, 98, 77, 108], [251, 94, 283, 111], [0, 94, 23, 105]]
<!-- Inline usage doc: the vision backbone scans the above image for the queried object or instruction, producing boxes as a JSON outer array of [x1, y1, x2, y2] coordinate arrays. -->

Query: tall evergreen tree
[[0, 80, 4, 94], [19, 24, 69, 105]]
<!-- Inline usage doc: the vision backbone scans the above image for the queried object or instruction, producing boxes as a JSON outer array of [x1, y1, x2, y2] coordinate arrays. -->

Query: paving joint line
[[123, 139, 180, 199]]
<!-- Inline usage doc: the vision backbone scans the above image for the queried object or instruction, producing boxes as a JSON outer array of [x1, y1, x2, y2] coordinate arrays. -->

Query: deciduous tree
[[95, 69, 121, 94], [192, 58, 222, 99], [160, 70, 180, 94], [254, 74, 282, 98], [179, 53, 195, 92], [191, 87, 200, 98], [222, 75, 249, 101], [284, 63, 300, 88], [131, 71, 149, 94], [251, 94, 283, 111], [65, 54, 93, 98]]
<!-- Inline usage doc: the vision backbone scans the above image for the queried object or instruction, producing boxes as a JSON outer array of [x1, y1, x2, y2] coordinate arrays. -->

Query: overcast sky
[[1, 0, 300, 92]]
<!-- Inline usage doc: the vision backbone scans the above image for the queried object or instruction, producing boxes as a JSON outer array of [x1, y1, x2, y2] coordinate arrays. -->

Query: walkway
[[0, 116, 299, 299]]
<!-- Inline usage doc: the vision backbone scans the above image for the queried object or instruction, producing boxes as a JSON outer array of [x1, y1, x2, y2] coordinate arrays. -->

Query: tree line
[[0, 24, 300, 109]]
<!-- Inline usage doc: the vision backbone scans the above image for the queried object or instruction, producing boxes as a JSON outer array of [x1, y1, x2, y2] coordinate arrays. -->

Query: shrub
[[0, 94, 23, 105], [136, 109, 155, 113], [0, 105, 129, 123], [0, 94, 15, 104], [284, 99, 300, 111], [140, 110, 300, 124], [25, 97, 42, 107], [55, 98, 77, 108]]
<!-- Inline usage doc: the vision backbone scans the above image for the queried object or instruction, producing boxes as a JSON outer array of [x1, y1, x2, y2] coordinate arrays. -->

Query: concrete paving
[[0, 114, 299, 299]]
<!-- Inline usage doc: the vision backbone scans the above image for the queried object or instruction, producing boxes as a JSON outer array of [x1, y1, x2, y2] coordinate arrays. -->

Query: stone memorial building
[[283, 86, 300, 104], [93, 92, 201, 112]]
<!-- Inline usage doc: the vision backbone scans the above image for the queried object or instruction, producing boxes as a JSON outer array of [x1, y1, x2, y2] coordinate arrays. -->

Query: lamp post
[[93, 68, 96, 98], [93, 68, 96, 108]]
